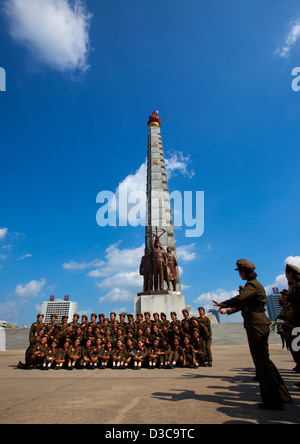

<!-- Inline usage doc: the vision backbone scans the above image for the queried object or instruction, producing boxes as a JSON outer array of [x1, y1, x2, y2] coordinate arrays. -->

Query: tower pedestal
[[134, 291, 186, 320]]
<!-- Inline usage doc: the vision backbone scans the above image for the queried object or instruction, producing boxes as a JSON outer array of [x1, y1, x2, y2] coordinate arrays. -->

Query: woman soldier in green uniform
[[213, 259, 292, 410]]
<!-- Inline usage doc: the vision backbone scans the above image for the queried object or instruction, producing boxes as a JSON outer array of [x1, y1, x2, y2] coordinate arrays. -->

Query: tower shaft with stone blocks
[[134, 112, 185, 319]]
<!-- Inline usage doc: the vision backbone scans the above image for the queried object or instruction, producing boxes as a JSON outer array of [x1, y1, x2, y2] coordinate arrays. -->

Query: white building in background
[[41, 296, 78, 324], [266, 288, 282, 321]]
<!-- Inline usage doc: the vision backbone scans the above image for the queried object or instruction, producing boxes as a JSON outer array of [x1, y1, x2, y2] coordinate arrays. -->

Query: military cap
[[91, 313, 97, 318], [286, 264, 300, 275], [235, 259, 256, 271], [160, 312, 166, 317], [51, 314, 57, 319], [144, 311, 150, 316], [37, 313, 44, 318], [62, 316, 68, 320], [153, 312, 159, 317], [127, 314, 133, 318], [182, 309, 189, 314], [137, 313, 143, 318], [184, 334, 191, 340], [98, 313, 105, 318], [280, 289, 289, 296], [110, 312, 116, 316], [73, 313, 79, 319]]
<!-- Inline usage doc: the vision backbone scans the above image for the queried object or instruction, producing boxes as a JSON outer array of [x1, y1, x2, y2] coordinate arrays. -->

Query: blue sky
[[1, 0, 300, 326]]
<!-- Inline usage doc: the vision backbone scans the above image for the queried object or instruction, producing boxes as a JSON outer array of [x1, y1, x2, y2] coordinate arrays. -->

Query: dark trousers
[[246, 323, 291, 405]]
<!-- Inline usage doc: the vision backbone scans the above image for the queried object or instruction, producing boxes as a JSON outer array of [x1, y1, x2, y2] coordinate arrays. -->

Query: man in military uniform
[[213, 259, 292, 410]]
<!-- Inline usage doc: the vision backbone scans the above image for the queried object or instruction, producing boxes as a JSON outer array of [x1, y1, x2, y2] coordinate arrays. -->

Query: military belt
[[243, 307, 266, 313]]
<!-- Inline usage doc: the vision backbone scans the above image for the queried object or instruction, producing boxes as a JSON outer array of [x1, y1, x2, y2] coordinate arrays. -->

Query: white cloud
[[285, 256, 300, 269], [106, 152, 194, 227], [4, 0, 92, 72], [62, 259, 104, 271], [177, 244, 197, 262], [165, 152, 194, 179], [17, 253, 33, 261], [15, 278, 46, 298], [99, 288, 134, 304], [0, 228, 8, 241], [193, 289, 237, 306], [96, 271, 142, 290], [63, 242, 144, 304], [264, 273, 287, 295], [86, 243, 144, 278], [275, 18, 300, 58]]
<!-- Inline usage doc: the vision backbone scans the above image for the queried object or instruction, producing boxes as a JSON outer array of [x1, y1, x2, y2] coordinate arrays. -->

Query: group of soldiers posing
[[18, 308, 213, 371]]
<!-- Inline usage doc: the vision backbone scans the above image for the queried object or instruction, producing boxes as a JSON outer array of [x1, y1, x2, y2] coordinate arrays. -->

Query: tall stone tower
[[134, 112, 186, 320]]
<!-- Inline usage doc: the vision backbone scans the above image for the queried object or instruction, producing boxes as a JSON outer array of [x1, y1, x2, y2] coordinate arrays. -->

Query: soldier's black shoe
[[295, 382, 300, 389], [258, 403, 284, 411]]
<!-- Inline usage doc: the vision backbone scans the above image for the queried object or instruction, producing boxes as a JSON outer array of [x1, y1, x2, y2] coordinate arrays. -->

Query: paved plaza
[[0, 344, 299, 425]]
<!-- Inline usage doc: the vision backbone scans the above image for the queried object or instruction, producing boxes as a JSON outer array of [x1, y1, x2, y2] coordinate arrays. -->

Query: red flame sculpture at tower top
[[147, 111, 162, 127]]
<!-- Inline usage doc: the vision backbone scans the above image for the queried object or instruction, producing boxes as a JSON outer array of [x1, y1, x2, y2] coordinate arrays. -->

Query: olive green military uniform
[[220, 270, 291, 407], [29, 320, 45, 339], [67, 343, 83, 369], [287, 278, 300, 371], [159, 341, 172, 367], [170, 341, 186, 367], [27, 342, 48, 367], [197, 314, 212, 365], [191, 336, 207, 366], [133, 344, 148, 369]]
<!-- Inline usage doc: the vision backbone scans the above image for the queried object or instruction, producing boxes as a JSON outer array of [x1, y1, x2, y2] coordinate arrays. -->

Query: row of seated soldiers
[[18, 308, 213, 370]]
